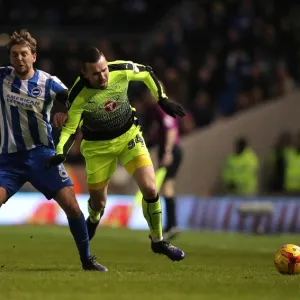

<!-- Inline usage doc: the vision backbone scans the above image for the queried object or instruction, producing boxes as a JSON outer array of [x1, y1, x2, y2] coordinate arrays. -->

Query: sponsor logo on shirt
[[104, 99, 117, 112], [6, 93, 42, 110], [30, 86, 42, 97]]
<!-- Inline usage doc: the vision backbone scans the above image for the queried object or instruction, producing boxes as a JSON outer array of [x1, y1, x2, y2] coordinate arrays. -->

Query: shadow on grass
[[0, 265, 80, 272]]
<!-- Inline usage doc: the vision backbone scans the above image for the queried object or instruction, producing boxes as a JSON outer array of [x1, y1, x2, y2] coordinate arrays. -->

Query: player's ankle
[[151, 235, 163, 243]]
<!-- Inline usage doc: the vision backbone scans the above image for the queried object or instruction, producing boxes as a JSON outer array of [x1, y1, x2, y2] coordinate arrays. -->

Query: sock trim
[[143, 194, 159, 203]]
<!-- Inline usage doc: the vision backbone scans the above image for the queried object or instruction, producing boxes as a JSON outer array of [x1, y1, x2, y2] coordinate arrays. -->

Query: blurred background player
[[47, 46, 186, 264], [132, 88, 182, 240], [0, 30, 106, 271]]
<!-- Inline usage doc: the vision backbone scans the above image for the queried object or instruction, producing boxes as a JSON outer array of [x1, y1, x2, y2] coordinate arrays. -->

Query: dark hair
[[81, 46, 103, 68], [7, 29, 37, 53], [236, 137, 247, 147]]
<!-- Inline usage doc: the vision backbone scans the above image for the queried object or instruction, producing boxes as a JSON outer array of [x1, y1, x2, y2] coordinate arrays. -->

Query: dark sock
[[165, 196, 176, 230], [68, 212, 91, 261]]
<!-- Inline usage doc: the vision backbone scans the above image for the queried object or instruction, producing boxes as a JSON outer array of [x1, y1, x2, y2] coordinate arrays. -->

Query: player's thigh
[[0, 172, 25, 204], [29, 162, 73, 200], [0, 154, 26, 203], [133, 164, 157, 197], [27, 146, 73, 200], [81, 140, 118, 186], [119, 126, 153, 176], [86, 159, 117, 189]]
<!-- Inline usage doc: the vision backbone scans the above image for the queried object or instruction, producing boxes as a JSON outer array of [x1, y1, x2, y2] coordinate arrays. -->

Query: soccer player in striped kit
[[0, 30, 106, 271]]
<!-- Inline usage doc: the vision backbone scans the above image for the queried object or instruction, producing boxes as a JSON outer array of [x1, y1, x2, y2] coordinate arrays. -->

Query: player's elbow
[[143, 65, 156, 79], [55, 89, 69, 106]]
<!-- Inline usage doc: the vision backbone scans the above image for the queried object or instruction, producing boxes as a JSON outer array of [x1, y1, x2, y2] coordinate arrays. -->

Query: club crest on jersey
[[30, 86, 42, 98], [104, 99, 117, 112]]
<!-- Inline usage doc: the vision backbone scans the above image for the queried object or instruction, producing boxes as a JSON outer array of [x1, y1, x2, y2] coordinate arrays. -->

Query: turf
[[0, 226, 300, 300]]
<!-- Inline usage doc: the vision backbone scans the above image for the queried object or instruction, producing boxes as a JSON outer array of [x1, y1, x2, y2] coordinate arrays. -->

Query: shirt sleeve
[[56, 88, 85, 155], [125, 62, 167, 101], [0, 67, 13, 77], [49, 76, 68, 102], [162, 114, 178, 130], [158, 106, 178, 130]]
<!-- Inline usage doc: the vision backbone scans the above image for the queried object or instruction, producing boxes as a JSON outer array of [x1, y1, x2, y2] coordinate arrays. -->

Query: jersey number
[[128, 134, 144, 150]]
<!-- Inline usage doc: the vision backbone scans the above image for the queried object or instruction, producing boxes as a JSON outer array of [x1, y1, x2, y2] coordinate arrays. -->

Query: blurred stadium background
[[3, 1, 300, 299], [1, 0, 300, 235]]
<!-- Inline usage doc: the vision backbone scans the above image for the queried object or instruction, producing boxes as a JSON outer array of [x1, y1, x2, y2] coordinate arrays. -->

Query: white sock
[[151, 235, 163, 243]]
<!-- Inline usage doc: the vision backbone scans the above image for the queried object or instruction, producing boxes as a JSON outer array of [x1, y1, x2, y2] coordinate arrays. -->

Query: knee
[[65, 200, 82, 218], [65, 202, 82, 218], [0, 187, 9, 205], [141, 182, 157, 199], [54, 186, 82, 218]]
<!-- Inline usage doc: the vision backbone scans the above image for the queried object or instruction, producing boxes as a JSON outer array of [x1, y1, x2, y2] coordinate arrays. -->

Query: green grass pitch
[[0, 226, 300, 300]]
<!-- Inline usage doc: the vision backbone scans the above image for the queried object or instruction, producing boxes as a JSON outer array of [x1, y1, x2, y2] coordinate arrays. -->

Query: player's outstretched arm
[[126, 62, 185, 118], [46, 93, 84, 168]]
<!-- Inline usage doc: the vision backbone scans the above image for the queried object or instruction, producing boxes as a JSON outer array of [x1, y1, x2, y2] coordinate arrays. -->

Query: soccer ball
[[274, 244, 300, 275]]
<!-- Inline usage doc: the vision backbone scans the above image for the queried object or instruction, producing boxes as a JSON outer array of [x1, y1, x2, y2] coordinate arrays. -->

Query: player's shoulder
[[68, 75, 87, 103], [108, 60, 141, 72], [0, 66, 14, 77], [70, 75, 87, 90], [35, 69, 67, 93], [36, 68, 52, 79], [35, 69, 61, 82]]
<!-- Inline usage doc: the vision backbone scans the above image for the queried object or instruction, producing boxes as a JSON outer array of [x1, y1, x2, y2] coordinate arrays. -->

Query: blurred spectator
[[1, 0, 300, 166], [191, 91, 215, 128], [271, 62, 296, 96], [283, 131, 300, 195], [235, 91, 252, 113], [222, 136, 266, 234], [267, 131, 292, 194], [222, 137, 259, 196]]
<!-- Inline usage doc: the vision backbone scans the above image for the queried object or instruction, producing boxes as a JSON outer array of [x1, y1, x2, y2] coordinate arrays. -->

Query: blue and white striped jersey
[[0, 66, 67, 154]]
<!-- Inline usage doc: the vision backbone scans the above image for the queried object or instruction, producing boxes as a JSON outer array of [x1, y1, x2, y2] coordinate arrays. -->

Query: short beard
[[16, 66, 30, 78]]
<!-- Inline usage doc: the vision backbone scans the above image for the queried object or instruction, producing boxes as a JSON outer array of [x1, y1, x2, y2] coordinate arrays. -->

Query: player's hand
[[160, 151, 173, 167], [45, 154, 66, 168], [53, 112, 67, 129], [158, 98, 186, 118]]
